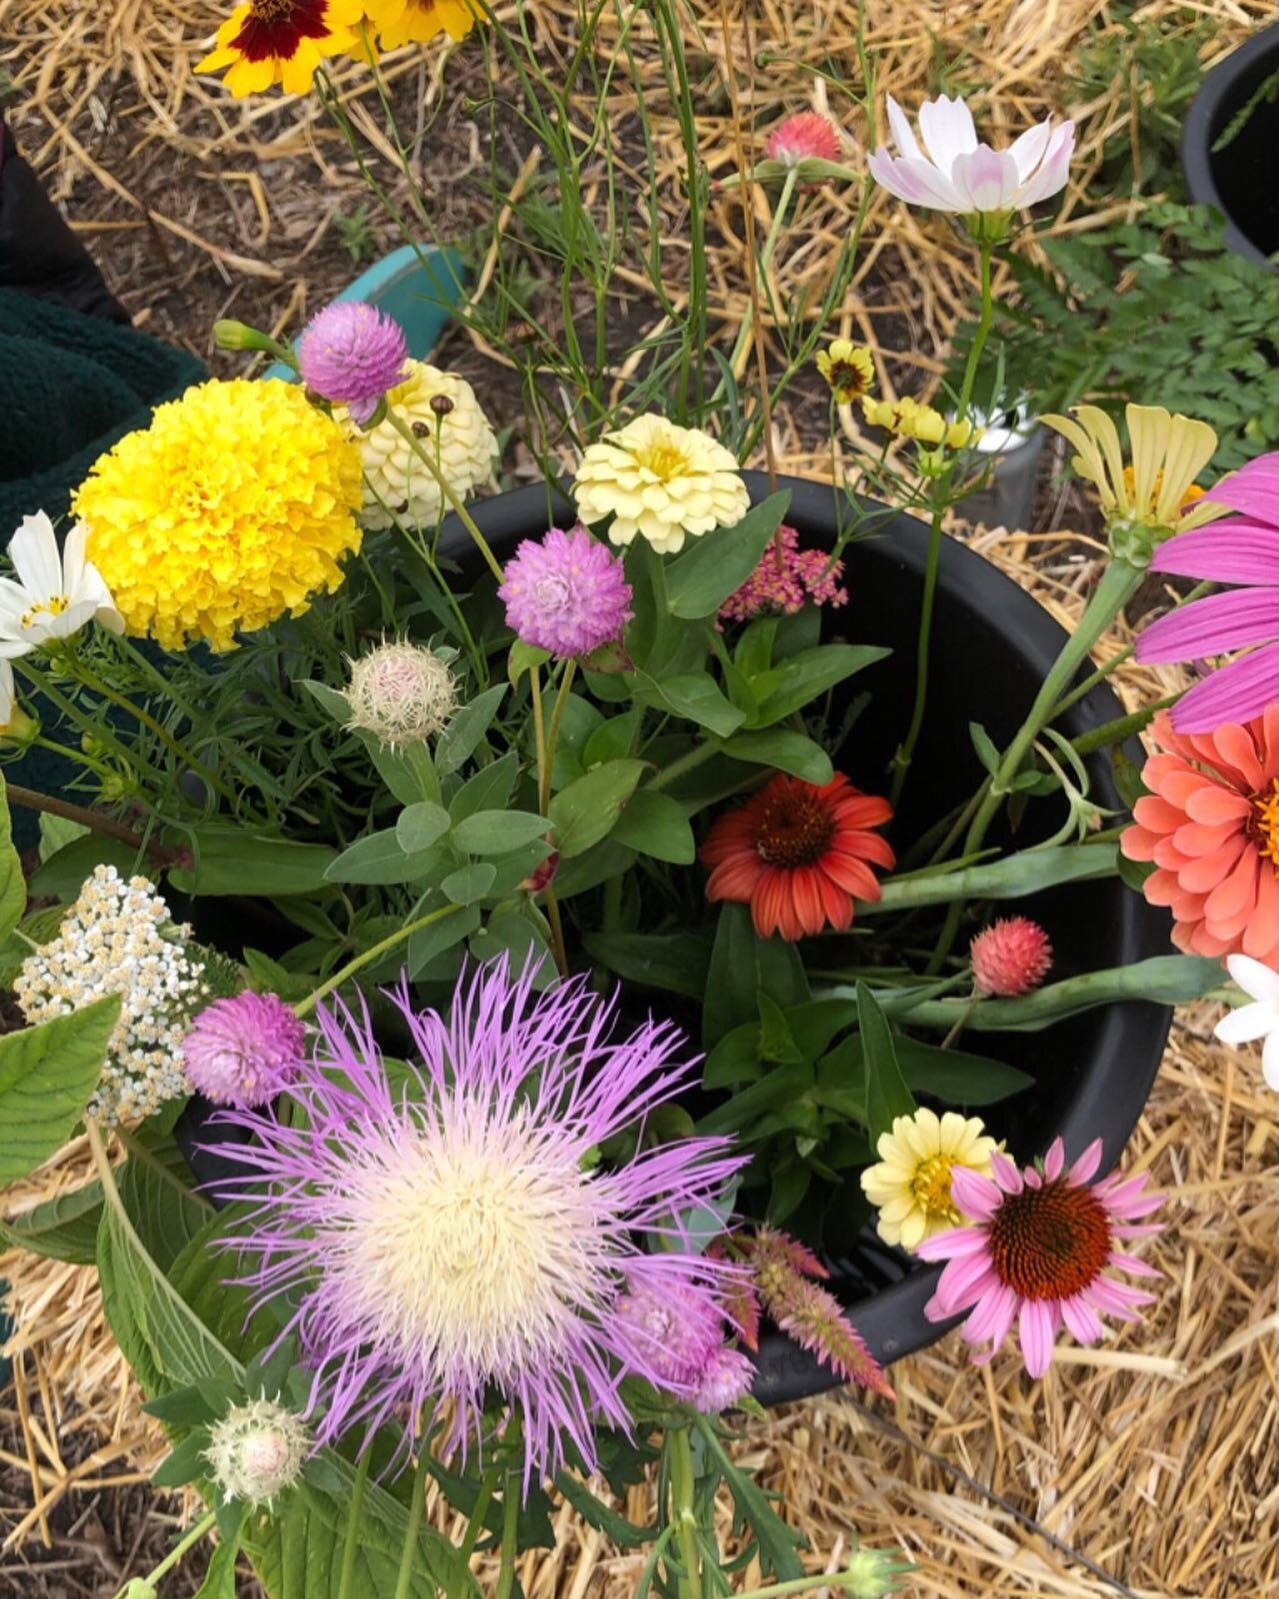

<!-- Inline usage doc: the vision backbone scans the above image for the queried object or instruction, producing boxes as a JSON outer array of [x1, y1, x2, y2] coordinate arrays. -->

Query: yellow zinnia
[[816, 339, 875, 405], [197, 0, 366, 98], [859, 1107, 999, 1251], [1041, 403, 1220, 536], [363, 0, 477, 48], [73, 380, 363, 651], [573, 415, 749, 556]]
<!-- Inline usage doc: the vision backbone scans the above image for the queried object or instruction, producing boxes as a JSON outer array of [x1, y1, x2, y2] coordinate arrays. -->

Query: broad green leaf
[[548, 759, 647, 858], [299, 678, 351, 724], [407, 904, 479, 978], [395, 801, 451, 855], [448, 751, 518, 823], [0, 1178, 103, 1263], [450, 809, 550, 856], [816, 1036, 1033, 1115], [552, 840, 636, 899], [468, 908, 555, 976], [0, 903, 70, 988], [170, 831, 338, 897], [435, 684, 508, 776], [0, 995, 121, 1182], [0, 774, 26, 945], [721, 729, 833, 784], [441, 862, 497, 904], [29, 835, 143, 900], [582, 710, 643, 769], [969, 721, 1001, 777], [508, 640, 551, 684], [118, 1142, 214, 1272], [324, 828, 440, 886], [608, 789, 696, 864], [38, 810, 88, 861], [582, 931, 712, 1001], [856, 982, 915, 1150], [152, 1431, 209, 1487], [632, 670, 745, 739], [665, 491, 791, 619], [192, 1523, 245, 1599], [748, 643, 889, 727], [356, 732, 441, 808], [703, 903, 809, 1050]]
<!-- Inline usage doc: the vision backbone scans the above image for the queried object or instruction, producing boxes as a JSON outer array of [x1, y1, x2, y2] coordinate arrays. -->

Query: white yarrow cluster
[[15, 864, 207, 1125], [205, 1397, 308, 1507]]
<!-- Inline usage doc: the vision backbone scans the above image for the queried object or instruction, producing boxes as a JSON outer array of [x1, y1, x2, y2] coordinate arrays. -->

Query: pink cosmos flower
[[869, 94, 1074, 218], [499, 525, 633, 658], [917, 1137, 1164, 1378], [1135, 452, 1279, 732], [766, 112, 840, 168]]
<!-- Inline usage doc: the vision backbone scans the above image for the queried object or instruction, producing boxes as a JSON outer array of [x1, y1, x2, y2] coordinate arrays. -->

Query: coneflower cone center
[[331, 1113, 606, 1381], [987, 1180, 1111, 1301], [754, 792, 835, 868]]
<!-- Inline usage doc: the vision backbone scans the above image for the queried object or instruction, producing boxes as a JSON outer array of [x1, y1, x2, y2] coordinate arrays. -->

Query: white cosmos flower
[[1214, 954, 1279, 1089], [0, 513, 124, 647], [869, 94, 1075, 220]]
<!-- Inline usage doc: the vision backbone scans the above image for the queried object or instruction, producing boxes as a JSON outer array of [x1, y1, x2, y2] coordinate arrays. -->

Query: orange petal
[[1179, 836, 1248, 894]]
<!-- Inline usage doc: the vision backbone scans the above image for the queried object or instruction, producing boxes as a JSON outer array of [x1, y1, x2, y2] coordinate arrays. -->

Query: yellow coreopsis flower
[[363, 0, 477, 48], [816, 339, 875, 405], [862, 394, 981, 450], [859, 1107, 999, 1251], [73, 380, 363, 650], [1041, 403, 1220, 536], [196, 0, 366, 97]]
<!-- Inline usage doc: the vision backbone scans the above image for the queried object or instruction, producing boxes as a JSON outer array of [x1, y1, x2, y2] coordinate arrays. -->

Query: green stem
[[542, 660, 578, 808], [648, 739, 721, 792], [3, 782, 184, 867], [494, 1474, 520, 1599], [717, 167, 799, 397], [528, 661, 570, 977], [383, 413, 505, 584], [1070, 694, 1176, 758], [393, 1448, 433, 1599], [668, 1427, 704, 1599], [115, 1509, 218, 1596], [293, 903, 461, 1018], [458, 1465, 500, 1563], [336, 1450, 372, 1599]]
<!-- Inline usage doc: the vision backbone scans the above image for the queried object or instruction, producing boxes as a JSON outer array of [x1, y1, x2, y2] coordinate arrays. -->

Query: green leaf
[[0, 903, 71, 988], [582, 931, 711, 1000], [692, 1417, 806, 1580], [356, 734, 441, 808], [117, 1141, 214, 1272], [552, 840, 635, 899], [435, 684, 508, 776], [449, 751, 518, 824], [720, 729, 833, 784], [894, 1039, 1034, 1103], [508, 641, 551, 685], [29, 835, 144, 900], [152, 1430, 210, 1488], [0, 1178, 104, 1263], [608, 790, 696, 864], [193, 1517, 246, 1599], [969, 721, 1001, 777], [756, 992, 804, 1065], [142, 1386, 220, 1428], [748, 644, 889, 728], [554, 1473, 653, 1547], [632, 671, 745, 739], [856, 982, 915, 1150], [0, 995, 121, 1182], [582, 710, 643, 769], [703, 903, 809, 1050], [0, 775, 26, 945], [450, 809, 550, 856], [299, 678, 351, 723], [873, 844, 1121, 911], [548, 759, 648, 857], [665, 491, 791, 619], [395, 801, 452, 854], [441, 862, 497, 904], [468, 908, 554, 974], [170, 831, 338, 897], [324, 828, 439, 886]]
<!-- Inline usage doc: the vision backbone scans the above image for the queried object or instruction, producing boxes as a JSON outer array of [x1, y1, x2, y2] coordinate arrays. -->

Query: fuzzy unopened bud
[[970, 916, 1052, 997], [345, 641, 456, 749], [842, 1545, 914, 1596], [205, 1398, 308, 1507]]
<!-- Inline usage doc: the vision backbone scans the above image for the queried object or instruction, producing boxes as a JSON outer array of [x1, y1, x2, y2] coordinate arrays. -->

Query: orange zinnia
[[700, 772, 895, 941], [1121, 708, 1279, 965]]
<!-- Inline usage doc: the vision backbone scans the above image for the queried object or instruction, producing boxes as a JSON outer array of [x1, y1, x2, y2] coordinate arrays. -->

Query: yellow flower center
[[910, 1153, 962, 1223], [1120, 465, 1206, 519], [1254, 779, 1279, 871], [633, 441, 690, 481], [21, 595, 70, 627]]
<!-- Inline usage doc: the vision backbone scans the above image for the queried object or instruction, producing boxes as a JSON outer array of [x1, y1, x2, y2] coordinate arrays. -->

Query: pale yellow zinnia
[[573, 415, 749, 556], [859, 1107, 999, 1251]]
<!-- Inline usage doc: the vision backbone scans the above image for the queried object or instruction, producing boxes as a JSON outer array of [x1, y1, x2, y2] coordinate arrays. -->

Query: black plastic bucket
[[1183, 23, 1279, 268], [180, 474, 1173, 1403]]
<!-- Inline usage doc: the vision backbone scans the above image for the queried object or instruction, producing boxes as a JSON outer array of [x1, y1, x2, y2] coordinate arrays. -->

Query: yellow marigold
[[73, 379, 363, 651], [859, 1107, 999, 1251], [816, 339, 874, 404], [363, 0, 477, 49], [345, 361, 497, 533], [862, 393, 981, 450], [573, 414, 749, 556]]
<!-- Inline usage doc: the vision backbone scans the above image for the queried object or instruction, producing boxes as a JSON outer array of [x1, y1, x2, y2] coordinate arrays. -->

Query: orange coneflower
[[700, 771, 895, 942], [197, 0, 366, 97]]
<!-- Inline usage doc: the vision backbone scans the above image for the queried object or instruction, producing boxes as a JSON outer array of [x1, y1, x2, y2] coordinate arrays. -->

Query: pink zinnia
[[499, 525, 633, 658], [1136, 451, 1279, 732], [970, 916, 1052, 997], [718, 525, 848, 625], [917, 1138, 1164, 1378], [297, 300, 408, 424], [766, 112, 840, 167], [182, 992, 306, 1109], [201, 958, 746, 1486]]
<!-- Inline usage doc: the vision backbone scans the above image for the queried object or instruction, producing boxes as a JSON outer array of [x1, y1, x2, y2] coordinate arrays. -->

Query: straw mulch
[[2, 0, 1278, 1593]]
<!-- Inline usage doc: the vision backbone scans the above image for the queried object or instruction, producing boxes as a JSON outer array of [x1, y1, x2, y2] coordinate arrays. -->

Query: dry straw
[[2, 0, 1279, 1592]]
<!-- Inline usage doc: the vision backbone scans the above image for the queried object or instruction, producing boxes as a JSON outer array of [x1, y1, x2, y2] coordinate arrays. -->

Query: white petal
[[1225, 952, 1279, 1003], [61, 522, 90, 598], [885, 95, 925, 163], [917, 93, 978, 169], [1264, 1029, 1279, 1090], [1015, 121, 1075, 206], [1215, 1001, 1278, 1046], [0, 579, 31, 626], [42, 599, 100, 640], [950, 146, 1020, 212], [9, 513, 64, 602], [1007, 117, 1052, 180], [0, 659, 14, 723], [0, 636, 35, 660]]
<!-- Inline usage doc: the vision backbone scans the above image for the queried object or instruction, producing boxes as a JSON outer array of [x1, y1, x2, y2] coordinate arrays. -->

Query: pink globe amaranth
[[498, 525, 633, 658], [297, 301, 408, 424], [766, 112, 840, 167], [182, 991, 306, 1109], [970, 916, 1052, 997]]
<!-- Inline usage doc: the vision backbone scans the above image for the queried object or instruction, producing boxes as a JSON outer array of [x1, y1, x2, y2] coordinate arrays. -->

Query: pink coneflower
[[297, 300, 408, 424], [181, 991, 306, 1109], [202, 958, 746, 1486], [718, 525, 848, 625], [766, 112, 840, 168], [969, 917, 1052, 997], [1135, 451, 1279, 732], [917, 1138, 1164, 1378], [498, 525, 633, 659], [615, 1279, 753, 1413]]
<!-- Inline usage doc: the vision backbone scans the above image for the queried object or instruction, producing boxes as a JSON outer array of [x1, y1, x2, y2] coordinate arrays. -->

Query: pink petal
[[933, 1250, 1000, 1313], [950, 146, 1019, 212], [1018, 1299, 1057, 1379], [1015, 121, 1075, 205], [990, 1151, 1024, 1194], [1170, 644, 1279, 734], [1108, 1251, 1163, 1279], [1151, 521, 1279, 585], [1059, 1294, 1104, 1344], [1067, 1138, 1103, 1187], [1024, 1168, 1042, 1189], [915, 1224, 990, 1262], [1086, 1277, 1156, 1318], [961, 1282, 1019, 1349], [1207, 456, 1279, 521], [948, 1164, 1000, 1218], [1135, 588, 1279, 664], [1043, 1137, 1066, 1181]]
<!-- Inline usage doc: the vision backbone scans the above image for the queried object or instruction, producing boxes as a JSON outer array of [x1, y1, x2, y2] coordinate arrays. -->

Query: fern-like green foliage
[[949, 203, 1279, 473]]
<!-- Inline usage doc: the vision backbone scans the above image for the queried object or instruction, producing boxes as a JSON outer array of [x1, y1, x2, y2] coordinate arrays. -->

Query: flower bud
[[0, 706, 40, 750], [121, 1583, 159, 1599], [205, 1397, 308, 1508], [345, 640, 456, 749], [213, 319, 292, 362]]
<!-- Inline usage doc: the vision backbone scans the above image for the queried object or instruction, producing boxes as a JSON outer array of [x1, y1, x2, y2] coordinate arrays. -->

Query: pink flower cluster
[[718, 525, 849, 625]]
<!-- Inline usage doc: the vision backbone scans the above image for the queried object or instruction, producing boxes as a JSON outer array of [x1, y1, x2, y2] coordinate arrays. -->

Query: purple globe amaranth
[[182, 991, 306, 1109], [498, 525, 633, 658], [615, 1277, 754, 1413], [297, 301, 408, 424], [201, 957, 748, 1488]]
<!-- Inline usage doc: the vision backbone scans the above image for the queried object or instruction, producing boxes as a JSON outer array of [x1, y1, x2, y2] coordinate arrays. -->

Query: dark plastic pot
[[1183, 23, 1279, 268], [179, 472, 1173, 1405]]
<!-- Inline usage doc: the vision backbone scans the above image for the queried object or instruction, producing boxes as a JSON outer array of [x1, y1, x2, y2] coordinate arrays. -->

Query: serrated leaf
[[693, 1417, 806, 1580], [0, 995, 121, 1182], [548, 759, 647, 857], [554, 1473, 653, 1547]]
